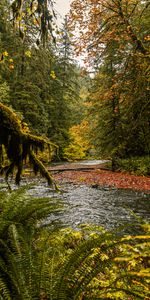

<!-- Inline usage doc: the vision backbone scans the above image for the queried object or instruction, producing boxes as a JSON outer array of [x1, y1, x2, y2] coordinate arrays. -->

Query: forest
[[0, 0, 150, 174], [0, 0, 150, 299]]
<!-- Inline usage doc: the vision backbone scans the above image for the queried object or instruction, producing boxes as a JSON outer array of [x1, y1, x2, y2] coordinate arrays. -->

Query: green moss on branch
[[0, 102, 57, 188]]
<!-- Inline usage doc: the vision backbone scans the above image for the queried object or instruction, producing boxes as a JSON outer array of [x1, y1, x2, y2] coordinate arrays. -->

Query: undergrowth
[[117, 156, 150, 176]]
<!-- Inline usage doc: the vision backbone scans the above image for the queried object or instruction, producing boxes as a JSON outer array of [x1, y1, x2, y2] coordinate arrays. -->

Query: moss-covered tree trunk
[[0, 102, 57, 188]]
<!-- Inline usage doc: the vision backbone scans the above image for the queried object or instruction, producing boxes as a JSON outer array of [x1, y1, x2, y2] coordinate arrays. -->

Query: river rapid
[[28, 180, 150, 234], [0, 159, 150, 233]]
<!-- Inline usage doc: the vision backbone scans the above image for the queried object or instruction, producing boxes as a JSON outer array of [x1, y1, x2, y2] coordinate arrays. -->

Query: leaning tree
[[0, 102, 57, 188]]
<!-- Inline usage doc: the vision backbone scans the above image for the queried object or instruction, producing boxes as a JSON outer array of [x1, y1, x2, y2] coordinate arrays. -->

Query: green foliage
[[0, 0, 85, 161], [11, 77, 50, 135], [0, 41, 84, 162], [54, 226, 150, 300], [117, 156, 150, 176], [0, 77, 10, 104]]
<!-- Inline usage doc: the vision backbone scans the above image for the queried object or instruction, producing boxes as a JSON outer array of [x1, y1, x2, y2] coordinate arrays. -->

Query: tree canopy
[[69, 0, 150, 167], [0, 0, 150, 178], [0, 0, 90, 184]]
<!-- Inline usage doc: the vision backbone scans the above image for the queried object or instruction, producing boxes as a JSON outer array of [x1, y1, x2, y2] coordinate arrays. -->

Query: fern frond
[[54, 230, 150, 300], [0, 187, 63, 299], [0, 187, 61, 231], [0, 277, 11, 300]]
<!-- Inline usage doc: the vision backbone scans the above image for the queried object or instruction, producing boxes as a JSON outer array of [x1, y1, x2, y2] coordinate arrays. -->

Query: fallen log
[[48, 163, 109, 173]]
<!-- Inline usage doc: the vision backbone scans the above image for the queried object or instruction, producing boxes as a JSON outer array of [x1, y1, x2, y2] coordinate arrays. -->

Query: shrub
[[117, 156, 150, 176]]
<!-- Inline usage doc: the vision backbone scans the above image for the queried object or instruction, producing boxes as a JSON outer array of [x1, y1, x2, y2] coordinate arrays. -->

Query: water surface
[[1, 171, 149, 233], [29, 181, 150, 233]]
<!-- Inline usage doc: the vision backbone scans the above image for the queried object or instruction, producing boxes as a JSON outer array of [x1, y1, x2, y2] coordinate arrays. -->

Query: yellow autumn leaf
[[3, 51, 8, 57], [25, 50, 31, 58], [50, 70, 56, 79], [9, 64, 14, 70]]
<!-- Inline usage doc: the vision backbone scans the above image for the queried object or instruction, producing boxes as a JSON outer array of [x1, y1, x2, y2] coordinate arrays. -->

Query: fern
[[0, 187, 149, 300], [53, 229, 150, 300], [0, 187, 62, 300]]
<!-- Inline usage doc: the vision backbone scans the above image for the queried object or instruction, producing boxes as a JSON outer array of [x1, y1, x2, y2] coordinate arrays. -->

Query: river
[[1, 159, 150, 233], [29, 182, 150, 234]]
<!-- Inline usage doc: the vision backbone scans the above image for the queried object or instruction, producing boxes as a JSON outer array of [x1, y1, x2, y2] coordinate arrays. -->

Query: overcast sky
[[55, 0, 71, 24]]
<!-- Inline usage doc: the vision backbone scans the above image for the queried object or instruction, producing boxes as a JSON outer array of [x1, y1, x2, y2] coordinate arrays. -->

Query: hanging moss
[[0, 102, 57, 188]]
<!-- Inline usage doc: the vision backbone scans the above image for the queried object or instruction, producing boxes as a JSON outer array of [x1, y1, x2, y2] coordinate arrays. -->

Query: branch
[[29, 150, 58, 190], [139, 1, 150, 19], [116, 1, 148, 55]]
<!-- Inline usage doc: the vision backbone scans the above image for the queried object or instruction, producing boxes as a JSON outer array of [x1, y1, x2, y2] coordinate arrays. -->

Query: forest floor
[[50, 163, 150, 193]]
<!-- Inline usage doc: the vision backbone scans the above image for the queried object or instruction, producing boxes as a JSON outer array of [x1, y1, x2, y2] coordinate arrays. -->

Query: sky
[[55, 0, 72, 24]]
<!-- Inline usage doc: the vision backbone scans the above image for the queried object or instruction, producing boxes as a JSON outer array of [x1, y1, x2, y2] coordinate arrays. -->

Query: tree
[[63, 120, 91, 160], [88, 39, 125, 167], [69, 0, 150, 162], [45, 18, 83, 159], [0, 0, 85, 161], [10, 0, 57, 47], [69, 0, 150, 63]]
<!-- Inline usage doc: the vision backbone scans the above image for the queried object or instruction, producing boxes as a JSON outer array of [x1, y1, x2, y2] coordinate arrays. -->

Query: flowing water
[[29, 180, 150, 233], [0, 159, 150, 233], [48, 160, 150, 231]]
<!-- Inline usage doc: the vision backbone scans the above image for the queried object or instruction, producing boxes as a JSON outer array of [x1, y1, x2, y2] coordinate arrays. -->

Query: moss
[[0, 102, 57, 187]]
